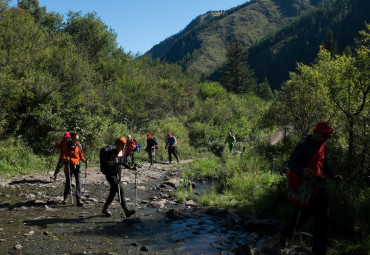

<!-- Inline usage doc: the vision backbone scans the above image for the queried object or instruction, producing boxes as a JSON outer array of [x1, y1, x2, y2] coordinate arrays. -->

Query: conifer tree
[[222, 39, 256, 94]]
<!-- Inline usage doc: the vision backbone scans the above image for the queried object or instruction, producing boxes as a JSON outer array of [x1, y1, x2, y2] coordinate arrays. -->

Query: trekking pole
[[291, 181, 308, 243], [67, 162, 73, 205], [117, 172, 122, 205], [84, 162, 87, 194], [135, 167, 138, 206]]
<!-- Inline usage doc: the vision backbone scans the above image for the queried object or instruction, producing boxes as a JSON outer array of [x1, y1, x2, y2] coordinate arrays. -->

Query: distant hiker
[[225, 131, 236, 153], [125, 135, 137, 166], [280, 122, 342, 255], [62, 132, 88, 206], [165, 133, 179, 164], [145, 134, 158, 165], [100, 137, 136, 218], [52, 132, 71, 180]]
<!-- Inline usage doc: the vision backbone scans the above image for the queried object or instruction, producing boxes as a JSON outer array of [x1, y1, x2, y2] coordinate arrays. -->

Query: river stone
[[14, 244, 22, 250], [163, 179, 181, 189], [151, 199, 166, 208]]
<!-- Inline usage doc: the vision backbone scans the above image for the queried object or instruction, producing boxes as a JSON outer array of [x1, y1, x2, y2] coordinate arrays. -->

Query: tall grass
[[0, 138, 50, 175]]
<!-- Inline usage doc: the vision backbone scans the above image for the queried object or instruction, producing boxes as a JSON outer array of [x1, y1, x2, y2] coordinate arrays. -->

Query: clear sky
[[9, 0, 248, 55]]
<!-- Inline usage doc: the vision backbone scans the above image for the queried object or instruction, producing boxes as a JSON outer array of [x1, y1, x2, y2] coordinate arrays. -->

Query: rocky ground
[[0, 160, 311, 255]]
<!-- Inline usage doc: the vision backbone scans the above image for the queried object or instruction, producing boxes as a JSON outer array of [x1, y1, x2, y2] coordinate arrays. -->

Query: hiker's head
[[71, 133, 79, 144], [115, 137, 126, 150], [147, 134, 151, 139], [228, 131, 232, 136], [64, 132, 71, 141], [127, 135, 131, 140], [313, 122, 333, 143], [168, 133, 172, 138]]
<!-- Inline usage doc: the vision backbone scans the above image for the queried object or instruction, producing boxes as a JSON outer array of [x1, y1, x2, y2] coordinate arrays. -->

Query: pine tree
[[323, 30, 337, 57], [255, 77, 274, 100], [222, 39, 256, 94]]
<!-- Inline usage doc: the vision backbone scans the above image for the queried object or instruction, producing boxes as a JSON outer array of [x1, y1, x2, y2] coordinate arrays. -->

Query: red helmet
[[314, 122, 333, 134]]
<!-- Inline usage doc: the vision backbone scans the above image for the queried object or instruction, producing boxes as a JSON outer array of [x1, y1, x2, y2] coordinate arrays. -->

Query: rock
[[166, 208, 183, 220], [163, 179, 181, 189], [140, 246, 149, 252], [185, 200, 197, 206], [151, 199, 166, 209], [24, 230, 35, 236], [0, 239, 6, 242], [14, 244, 22, 250], [45, 205, 55, 211]]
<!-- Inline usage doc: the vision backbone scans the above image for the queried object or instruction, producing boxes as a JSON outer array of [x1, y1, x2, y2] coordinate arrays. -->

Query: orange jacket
[[56, 138, 69, 159], [126, 138, 137, 155], [62, 142, 86, 165]]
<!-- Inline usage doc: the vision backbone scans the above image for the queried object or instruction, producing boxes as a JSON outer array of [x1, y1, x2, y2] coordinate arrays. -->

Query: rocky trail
[[0, 160, 310, 255]]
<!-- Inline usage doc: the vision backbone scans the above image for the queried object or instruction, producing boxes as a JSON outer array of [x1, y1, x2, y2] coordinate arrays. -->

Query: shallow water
[[0, 175, 262, 254]]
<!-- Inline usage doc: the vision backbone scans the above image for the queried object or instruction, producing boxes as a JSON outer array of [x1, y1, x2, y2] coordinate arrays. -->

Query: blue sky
[[9, 0, 248, 54]]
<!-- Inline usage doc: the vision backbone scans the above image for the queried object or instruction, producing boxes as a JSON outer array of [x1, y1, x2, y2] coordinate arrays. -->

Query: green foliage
[[221, 39, 257, 94], [0, 138, 47, 175]]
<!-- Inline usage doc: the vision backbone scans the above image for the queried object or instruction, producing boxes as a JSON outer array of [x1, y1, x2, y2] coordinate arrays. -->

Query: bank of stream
[[0, 161, 309, 254]]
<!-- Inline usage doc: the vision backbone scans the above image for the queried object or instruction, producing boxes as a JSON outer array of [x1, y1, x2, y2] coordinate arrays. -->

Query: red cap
[[115, 137, 126, 145], [168, 133, 172, 137], [147, 134, 151, 138], [64, 132, 71, 138], [314, 122, 333, 134]]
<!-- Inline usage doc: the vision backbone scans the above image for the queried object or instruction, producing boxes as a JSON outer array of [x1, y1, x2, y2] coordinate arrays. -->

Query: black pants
[[168, 146, 179, 163], [125, 152, 134, 166], [282, 188, 330, 255], [104, 174, 129, 212], [53, 158, 64, 177], [64, 164, 82, 200], [146, 148, 154, 164]]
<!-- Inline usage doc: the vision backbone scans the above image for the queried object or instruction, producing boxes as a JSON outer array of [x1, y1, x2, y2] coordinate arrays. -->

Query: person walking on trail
[[145, 134, 158, 165], [52, 132, 71, 180], [280, 122, 342, 255], [165, 133, 179, 164], [125, 135, 137, 166], [225, 131, 236, 153], [100, 137, 136, 218], [62, 132, 88, 206]]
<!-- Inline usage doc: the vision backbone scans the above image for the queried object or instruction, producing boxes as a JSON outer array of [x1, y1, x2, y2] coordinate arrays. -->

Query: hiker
[[52, 132, 71, 180], [280, 122, 342, 255], [145, 134, 158, 165], [225, 131, 236, 153], [125, 135, 137, 166], [101, 137, 136, 218], [165, 133, 179, 164], [62, 132, 88, 206]]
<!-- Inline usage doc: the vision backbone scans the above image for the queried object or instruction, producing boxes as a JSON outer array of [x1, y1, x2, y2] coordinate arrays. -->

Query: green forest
[[0, 0, 369, 253]]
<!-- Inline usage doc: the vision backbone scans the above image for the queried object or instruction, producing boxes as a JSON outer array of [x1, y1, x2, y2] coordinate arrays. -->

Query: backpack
[[99, 145, 115, 175]]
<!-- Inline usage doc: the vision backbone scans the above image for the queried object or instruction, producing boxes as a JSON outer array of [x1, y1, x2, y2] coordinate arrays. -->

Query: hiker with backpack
[[225, 131, 236, 153], [52, 132, 71, 181], [62, 132, 88, 206], [165, 133, 179, 164], [280, 122, 342, 255], [125, 135, 137, 166], [145, 134, 158, 165], [100, 137, 136, 218]]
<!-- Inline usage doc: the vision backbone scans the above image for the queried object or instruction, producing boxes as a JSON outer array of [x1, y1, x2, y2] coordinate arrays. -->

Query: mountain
[[247, 0, 370, 90], [146, 0, 326, 76]]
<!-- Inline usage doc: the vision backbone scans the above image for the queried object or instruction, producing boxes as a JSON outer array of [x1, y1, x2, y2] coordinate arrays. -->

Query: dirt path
[[0, 159, 307, 255]]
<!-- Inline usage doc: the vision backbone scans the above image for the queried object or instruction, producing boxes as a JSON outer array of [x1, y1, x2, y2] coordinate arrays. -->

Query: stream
[[0, 163, 303, 254]]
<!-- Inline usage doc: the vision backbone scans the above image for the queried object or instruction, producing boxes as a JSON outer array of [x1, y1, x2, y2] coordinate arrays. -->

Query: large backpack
[[99, 145, 115, 175]]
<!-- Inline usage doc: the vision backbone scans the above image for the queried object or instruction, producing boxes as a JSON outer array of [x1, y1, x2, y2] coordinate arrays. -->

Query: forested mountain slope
[[146, 0, 325, 76], [247, 0, 370, 90]]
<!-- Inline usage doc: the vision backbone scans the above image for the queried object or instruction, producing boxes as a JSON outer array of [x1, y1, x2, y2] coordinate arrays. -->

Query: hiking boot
[[102, 205, 112, 217], [125, 209, 135, 218], [77, 200, 84, 207], [62, 198, 68, 204]]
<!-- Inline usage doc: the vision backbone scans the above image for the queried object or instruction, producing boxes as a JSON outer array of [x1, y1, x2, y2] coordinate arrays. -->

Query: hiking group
[[52, 122, 342, 254], [52, 132, 180, 218]]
